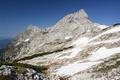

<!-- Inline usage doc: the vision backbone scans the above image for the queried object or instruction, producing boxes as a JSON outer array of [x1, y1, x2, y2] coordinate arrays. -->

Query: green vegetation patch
[[0, 75, 10, 80], [0, 61, 48, 73], [14, 66, 27, 74]]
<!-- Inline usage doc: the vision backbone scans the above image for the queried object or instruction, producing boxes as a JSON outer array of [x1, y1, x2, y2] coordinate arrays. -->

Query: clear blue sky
[[0, 0, 120, 37]]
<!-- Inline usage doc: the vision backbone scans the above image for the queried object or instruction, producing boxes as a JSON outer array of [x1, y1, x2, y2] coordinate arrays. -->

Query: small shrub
[[0, 75, 9, 80], [14, 66, 27, 74], [1, 61, 48, 73]]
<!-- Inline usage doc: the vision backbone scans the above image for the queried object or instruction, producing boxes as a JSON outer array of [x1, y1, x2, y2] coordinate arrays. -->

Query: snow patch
[[24, 39, 30, 42], [71, 37, 89, 47], [15, 42, 20, 46], [103, 27, 120, 34], [71, 26, 120, 47], [65, 36, 72, 40], [97, 25, 108, 29], [55, 61, 101, 76], [57, 47, 82, 59], [94, 23, 108, 29], [87, 29, 90, 32], [88, 47, 120, 61]]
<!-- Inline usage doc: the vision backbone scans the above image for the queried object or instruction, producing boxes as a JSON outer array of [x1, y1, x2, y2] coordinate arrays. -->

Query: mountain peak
[[64, 9, 88, 19], [54, 9, 89, 28], [76, 9, 88, 18]]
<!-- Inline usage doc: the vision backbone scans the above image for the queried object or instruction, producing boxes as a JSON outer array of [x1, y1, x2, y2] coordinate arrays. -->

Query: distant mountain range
[[0, 37, 12, 49]]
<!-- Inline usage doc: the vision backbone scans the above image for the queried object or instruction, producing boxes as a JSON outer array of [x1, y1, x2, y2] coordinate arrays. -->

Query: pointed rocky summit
[[72, 9, 88, 18]]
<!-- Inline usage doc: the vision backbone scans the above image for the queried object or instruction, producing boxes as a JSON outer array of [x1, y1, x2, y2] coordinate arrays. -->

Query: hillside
[[1, 9, 120, 80]]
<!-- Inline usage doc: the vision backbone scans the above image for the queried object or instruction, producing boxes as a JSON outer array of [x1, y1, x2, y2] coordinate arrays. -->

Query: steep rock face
[[4, 9, 101, 60]]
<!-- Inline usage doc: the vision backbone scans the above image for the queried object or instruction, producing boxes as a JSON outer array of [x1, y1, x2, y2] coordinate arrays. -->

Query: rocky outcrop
[[0, 65, 49, 80]]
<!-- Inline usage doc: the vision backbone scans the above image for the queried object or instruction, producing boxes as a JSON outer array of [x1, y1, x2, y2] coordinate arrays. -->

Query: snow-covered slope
[[18, 24, 120, 80], [94, 23, 109, 29]]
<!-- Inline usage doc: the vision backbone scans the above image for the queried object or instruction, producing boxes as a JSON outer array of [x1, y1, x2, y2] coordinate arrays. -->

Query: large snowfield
[[54, 26, 120, 76]]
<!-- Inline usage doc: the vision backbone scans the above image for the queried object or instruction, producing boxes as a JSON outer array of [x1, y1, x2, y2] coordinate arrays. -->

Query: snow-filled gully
[[54, 27, 120, 76]]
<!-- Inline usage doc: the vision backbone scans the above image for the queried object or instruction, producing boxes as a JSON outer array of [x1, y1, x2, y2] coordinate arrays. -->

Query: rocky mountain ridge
[[4, 9, 101, 60], [1, 9, 120, 80]]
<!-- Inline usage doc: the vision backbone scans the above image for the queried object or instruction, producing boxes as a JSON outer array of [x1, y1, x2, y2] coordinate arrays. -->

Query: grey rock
[[4, 9, 101, 60], [0, 65, 49, 80]]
